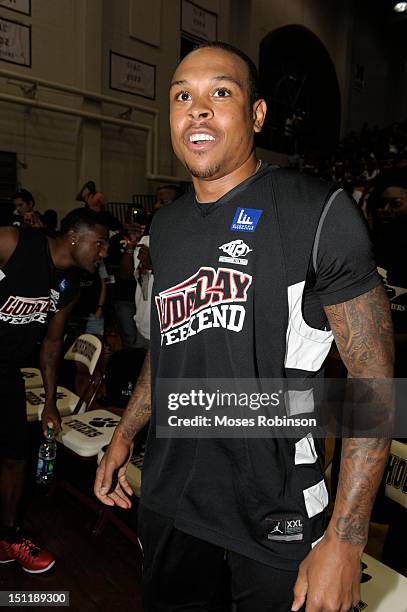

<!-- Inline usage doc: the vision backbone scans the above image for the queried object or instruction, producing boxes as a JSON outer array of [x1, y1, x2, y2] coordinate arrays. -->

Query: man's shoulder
[[0, 225, 19, 240], [1, 226, 44, 253], [0, 226, 20, 265], [271, 167, 335, 194], [151, 192, 192, 227], [161, 192, 191, 213], [269, 168, 338, 223]]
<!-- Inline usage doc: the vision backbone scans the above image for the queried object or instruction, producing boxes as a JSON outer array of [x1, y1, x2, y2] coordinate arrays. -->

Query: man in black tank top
[[95, 44, 394, 611], [0, 208, 109, 573]]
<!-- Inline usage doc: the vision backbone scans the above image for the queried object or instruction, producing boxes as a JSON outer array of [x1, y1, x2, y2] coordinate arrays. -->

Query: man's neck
[[47, 236, 74, 269], [193, 155, 260, 203]]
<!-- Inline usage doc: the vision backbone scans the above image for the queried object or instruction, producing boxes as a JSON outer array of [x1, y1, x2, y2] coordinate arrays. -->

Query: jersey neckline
[[194, 161, 270, 217]]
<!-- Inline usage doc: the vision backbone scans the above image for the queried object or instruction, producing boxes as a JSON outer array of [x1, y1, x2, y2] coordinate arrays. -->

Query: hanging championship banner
[[109, 51, 156, 100], [0, 17, 31, 66], [181, 0, 217, 42], [0, 0, 31, 16]]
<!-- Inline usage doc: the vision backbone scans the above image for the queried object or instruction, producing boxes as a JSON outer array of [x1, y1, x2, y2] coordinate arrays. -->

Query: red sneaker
[[0, 536, 55, 573]]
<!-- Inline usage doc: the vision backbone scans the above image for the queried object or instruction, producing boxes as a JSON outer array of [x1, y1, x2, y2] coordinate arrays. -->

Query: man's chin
[[82, 263, 96, 273], [186, 162, 221, 179]]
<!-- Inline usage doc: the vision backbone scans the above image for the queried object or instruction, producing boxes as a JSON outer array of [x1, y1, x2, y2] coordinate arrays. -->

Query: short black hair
[[85, 180, 96, 194], [367, 168, 407, 215], [14, 188, 35, 206], [194, 41, 260, 106], [60, 207, 109, 234], [380, 167, 407, 190], [370, 168, 407, 198]]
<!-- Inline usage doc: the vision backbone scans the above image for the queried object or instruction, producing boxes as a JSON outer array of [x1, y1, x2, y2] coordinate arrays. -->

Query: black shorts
[[0, 365, 28, 460], [138, 505, 303, 612]]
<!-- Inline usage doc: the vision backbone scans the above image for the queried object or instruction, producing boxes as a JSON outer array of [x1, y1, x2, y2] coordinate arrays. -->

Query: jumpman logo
[[270, 522, 284, 535]]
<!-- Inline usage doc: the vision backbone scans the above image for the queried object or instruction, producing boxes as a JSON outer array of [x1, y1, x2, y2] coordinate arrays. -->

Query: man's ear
[[68, 229, 79, 247], [253, 99, 267, 133]]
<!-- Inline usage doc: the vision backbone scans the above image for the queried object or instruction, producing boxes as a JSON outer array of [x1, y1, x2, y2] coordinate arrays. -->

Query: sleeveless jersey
[[0, 228, 79, 365]]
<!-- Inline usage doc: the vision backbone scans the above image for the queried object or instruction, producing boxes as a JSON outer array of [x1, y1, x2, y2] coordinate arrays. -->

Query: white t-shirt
[[133, 235, 153, 340]]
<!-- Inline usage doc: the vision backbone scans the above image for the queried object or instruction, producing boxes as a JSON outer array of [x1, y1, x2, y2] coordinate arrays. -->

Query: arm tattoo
[[333, 437, 391, 545], [117, 351, 151, 442], [324, 286, 394, 546], [324, 285, 394, 378]]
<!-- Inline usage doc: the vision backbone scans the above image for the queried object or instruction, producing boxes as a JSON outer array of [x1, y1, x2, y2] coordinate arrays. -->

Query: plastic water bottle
[[36, 425, 57, 485]]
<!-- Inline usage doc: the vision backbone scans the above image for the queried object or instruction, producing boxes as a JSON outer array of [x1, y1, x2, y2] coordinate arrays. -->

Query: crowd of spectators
[[290, 116, 407, 196]]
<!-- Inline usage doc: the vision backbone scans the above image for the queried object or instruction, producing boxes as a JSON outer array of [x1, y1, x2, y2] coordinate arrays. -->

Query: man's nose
[[188, 97, 213, 121], [379, 201, 392, 214], [100, 244, 108, 258]]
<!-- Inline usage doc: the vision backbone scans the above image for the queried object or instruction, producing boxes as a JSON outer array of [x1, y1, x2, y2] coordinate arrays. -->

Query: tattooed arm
[[325, 284, 394, 547], [94, 352, 151, 508], [40, 300, 77, 436], [292, 285, 394, 612]]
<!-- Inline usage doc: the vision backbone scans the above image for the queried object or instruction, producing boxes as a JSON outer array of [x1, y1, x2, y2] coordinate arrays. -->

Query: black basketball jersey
[[0, 228, 79, 365], [141, 164, 380, 569]]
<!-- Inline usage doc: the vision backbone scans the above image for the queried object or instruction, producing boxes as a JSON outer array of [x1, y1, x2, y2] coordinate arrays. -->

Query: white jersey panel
[[285, 281, 333, 371], [303, 479, 329, 518]]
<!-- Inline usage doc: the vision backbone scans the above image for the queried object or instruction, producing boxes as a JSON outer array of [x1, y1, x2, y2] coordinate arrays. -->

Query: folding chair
[[56, 349, 147, 545], [26, 334, 104, 422], [358, 553, 407, 610], [21, 367, 43, 390], [381, 440, 407, 575], [60, 409, 121, 457], [59, 347, 147, 457], [385, 440, 407, 510]]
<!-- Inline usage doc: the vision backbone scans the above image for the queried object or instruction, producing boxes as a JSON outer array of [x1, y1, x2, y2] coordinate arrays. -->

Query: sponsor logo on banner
[[155, 266, 252, 346], [230, 207, 262, 232], [378, 266, 407, 314], [219, 239, 252, 266]]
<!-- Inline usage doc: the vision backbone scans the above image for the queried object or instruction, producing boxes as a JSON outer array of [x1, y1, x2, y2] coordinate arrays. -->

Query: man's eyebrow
[[212, 75, 244, 89], [169, 75, 244, 90], [169, 79, 190, 90]]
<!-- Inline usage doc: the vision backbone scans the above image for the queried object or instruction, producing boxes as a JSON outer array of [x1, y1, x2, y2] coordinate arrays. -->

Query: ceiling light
[[393, 2, 407, 13]]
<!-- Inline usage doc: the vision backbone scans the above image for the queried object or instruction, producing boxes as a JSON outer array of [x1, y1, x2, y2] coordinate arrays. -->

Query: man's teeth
[[190, 133, 215, 143]]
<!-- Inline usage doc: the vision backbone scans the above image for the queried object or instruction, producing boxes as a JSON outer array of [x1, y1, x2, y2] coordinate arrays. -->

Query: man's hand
[[41, 404, 62, 437], [40, 302, 76, 438], [23, 211, 44, 228], [291, 536, 362, 611], [94, 352, 151, 508], [138, 244, 152, 273], [95, 305, 103, 318], [123, 222, 145, 245], [94, 435, 134, 509]]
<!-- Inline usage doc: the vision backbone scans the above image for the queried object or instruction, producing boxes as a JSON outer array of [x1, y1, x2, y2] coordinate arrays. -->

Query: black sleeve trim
[[312, 188, 343, 274], [320, 273, 382, 306]]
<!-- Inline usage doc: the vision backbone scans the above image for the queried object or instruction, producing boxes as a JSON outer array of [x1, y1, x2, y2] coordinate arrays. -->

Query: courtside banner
[[155, 378, 402, 439]]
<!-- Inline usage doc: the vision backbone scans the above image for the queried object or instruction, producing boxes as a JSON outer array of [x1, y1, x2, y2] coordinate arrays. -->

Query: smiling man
[[0, 208, 108, 573], [95, 44, 394, 611]]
